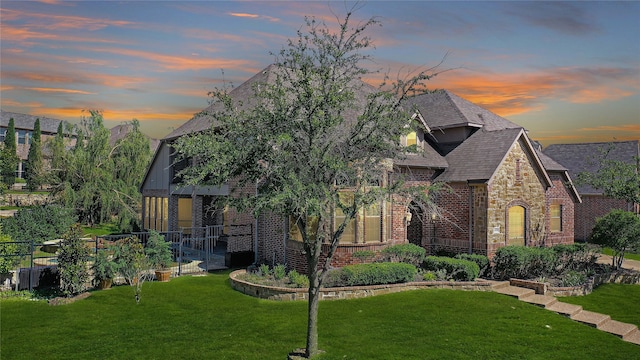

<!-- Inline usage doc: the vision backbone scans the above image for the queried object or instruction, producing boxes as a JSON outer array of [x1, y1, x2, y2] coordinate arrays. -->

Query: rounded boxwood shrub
[[339, 262, 417, 286], [422, 256, 479, 281], [380, 243, 426, 266], [454, 253, 490, 278]]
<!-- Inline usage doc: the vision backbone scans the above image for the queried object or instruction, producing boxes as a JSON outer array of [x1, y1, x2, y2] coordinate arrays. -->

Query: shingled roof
[[434, 127, 551, 189], [543, 140, 640, 195], [1, 110, 67, 134], [404, 90, 522, 131], [164, 64, 382, 140]]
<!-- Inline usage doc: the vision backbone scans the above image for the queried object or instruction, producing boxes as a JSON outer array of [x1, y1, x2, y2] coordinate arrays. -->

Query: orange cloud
[[26, 87, 95, 95], [2, 8, 135, 32], [230, 13, 259, 19]]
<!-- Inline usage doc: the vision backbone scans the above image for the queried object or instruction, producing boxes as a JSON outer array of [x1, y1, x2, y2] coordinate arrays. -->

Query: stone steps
[[493, 284, 639, 346]]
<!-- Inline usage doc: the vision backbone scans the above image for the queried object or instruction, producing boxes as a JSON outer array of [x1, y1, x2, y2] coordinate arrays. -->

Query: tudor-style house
[[140, 65, 581, 272]]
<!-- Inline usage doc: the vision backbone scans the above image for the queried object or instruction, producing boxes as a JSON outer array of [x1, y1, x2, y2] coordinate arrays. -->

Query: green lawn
[[601, 248, 640, 262], [559, 284, 640, 327], [1, 272, 638, 360]]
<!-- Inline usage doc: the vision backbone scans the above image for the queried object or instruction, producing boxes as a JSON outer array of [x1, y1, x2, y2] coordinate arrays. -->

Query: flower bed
[[229, 270, 494, 301]]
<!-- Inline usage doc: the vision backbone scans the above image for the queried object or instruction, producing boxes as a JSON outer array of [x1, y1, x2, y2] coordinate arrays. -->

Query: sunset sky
[[1, 1, 638, 146]]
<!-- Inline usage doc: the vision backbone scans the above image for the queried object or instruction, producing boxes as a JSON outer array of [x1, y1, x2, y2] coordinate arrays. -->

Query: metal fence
[[1, 224, 253, 291]]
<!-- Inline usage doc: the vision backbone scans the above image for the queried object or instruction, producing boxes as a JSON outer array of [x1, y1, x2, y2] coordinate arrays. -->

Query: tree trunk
[[305, 251, 320, 358]]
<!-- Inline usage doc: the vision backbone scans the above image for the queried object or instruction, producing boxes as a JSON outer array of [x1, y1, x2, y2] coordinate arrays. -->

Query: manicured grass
[[2, 272, 638, 360], [559, 284, 640, 327], [601, 248, 640, 262], [81, 222, 119, 237]]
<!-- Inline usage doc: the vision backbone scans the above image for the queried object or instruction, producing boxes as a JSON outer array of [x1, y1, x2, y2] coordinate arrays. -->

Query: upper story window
[[0, 128, 6, 142], [17, 130, 28, 145], [406, 131, 417, 147]]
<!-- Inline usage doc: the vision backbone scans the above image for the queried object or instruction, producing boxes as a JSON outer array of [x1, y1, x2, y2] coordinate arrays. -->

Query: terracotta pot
[[155, 270, 171, 282], [98, 278, 113, 290]]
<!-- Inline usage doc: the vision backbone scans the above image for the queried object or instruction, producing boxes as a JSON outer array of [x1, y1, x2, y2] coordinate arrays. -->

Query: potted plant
[[92, 249, 119, 289], [145, 231, 172, 282]]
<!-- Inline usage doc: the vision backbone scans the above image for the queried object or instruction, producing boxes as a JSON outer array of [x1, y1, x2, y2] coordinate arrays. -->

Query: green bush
[[0, 224, 20, 274], [340, 262, 417, 286], [561, 270, 587, 287], [144, 231, 172, 270], [551, 243, 598, 272], [352, 250, 376, 260], [1, 204, 76, 245], [422, 256, 479, 281], [273, 264, 287, 280], [287, 270, 309, 288], [259, 264, 270, 277], [491, 246, 556, 280], [589, 209, 640, 269], [455, 253, 490, 278], [380, 243, 426, 266], [57, 225, 91, 297]]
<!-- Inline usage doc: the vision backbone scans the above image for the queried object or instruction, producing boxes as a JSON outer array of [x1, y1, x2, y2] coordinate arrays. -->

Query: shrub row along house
[[141, 65, 582, 272]]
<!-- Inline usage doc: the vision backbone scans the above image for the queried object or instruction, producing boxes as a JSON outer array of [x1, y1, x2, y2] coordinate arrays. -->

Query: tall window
[[17, 130, 27, 145], [289, 197, 385, 244], [550, 204, 562, 232], [508, 205, 525, 246], [178, 197, 192, 231], [144, 197, 168, 231], [0, 128, 6, 142]]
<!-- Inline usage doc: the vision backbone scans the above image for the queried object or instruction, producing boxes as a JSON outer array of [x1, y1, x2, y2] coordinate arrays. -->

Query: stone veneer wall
[[229, 270, 494, 301], [486, 140, 546, 258]]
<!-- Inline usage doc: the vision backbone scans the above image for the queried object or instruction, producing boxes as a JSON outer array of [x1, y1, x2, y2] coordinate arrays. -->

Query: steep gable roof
[[543, 140, 640, 195], [435, 127, 551, 188], [404, 90, 521, 132]]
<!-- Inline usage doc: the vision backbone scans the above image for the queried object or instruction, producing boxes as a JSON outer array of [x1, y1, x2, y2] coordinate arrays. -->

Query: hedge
[[423, 256, 479, 281], [380, 243, 426, 266], [455, 253, 490, 278], [339, 262, 417, 286], [491, 246, 556, 280]]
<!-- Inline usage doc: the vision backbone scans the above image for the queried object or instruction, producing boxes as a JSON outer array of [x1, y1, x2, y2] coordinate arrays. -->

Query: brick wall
[[575, 195, 630, 241], [257, 211, 286, 265], [544, 172, 575, 246], [431, 183, 472, 255]]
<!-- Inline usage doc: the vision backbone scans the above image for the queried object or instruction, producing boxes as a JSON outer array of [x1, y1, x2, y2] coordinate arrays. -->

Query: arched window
[[508, 205, 525, 246]]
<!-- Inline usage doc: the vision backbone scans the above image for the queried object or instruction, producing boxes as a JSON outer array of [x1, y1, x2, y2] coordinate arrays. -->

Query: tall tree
[[1, 117, 19, 188], [173, 10, 438, 358], [52, 111, 151, 231], [25, 118, 44, 191]]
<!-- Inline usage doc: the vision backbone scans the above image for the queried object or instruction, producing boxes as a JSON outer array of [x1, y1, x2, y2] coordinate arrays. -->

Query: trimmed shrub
[[57, 225, 91, 297], [380, 243, 426, 266], [340, 262, 417, 286], [352, 250, 377, 260], [455, 253, 490, 278], [422, 256, 479, 281], [491, 246, 556, 280], [551, 243, 598, 272]]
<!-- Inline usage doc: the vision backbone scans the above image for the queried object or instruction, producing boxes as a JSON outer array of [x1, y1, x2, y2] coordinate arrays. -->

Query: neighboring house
[[0, 110, 73, 179], [140, 65, 581, 272], [543, 140, 640, 241], [1, 111, 159, 182]]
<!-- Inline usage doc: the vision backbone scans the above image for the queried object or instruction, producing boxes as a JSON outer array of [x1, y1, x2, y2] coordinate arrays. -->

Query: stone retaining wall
[[546, 271, 640, 297], [229, 270, 494, 301]]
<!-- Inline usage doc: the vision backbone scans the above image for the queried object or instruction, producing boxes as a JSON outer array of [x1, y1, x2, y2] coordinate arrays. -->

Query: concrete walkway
[[596, 254, 640, 271], [491, 281, 640, 346]]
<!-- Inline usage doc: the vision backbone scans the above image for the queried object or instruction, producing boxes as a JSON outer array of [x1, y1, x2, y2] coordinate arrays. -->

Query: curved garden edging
[[509, 271, 640, 297], [229, 269, 494, 301]]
